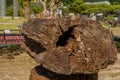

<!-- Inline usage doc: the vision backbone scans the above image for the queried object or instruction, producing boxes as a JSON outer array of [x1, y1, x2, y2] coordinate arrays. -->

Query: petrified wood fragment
[[22, 18, 117, 75]]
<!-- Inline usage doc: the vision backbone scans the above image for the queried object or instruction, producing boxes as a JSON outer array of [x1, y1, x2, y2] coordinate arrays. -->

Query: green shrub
[[0, 44, 21, 51], [104, 15, 114, 21], [116, 42, 120, 52], [30, 2, 43, 14], [31, 6, 42, 14], [6, 6, 13, 16], [8, 44, 21, 50], [62, 6, 70, 17], [113, 5, 120, 10], [18, 7, 24, 17], [6, 6, 24, 17]]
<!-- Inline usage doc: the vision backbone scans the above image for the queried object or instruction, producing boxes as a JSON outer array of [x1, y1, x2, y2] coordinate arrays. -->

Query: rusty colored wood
[[30, 66, 98, 80], [22, 18, 117, 75]]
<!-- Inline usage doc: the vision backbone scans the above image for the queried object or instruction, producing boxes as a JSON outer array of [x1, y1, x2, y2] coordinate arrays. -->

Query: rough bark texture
[[30, 66, 98, 80], [22, 18, 117, 75], [13, 0, 18, 17], [0, 0, 6, 16]]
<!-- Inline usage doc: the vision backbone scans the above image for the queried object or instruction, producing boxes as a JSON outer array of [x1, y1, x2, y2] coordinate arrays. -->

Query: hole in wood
[[56, 27, 75, 47]]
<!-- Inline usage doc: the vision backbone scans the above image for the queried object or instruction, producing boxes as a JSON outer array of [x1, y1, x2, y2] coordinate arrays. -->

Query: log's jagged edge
[[22, 18, 117, 75]]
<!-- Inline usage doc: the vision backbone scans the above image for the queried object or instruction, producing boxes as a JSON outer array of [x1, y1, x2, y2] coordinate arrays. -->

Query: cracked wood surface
[[22, 18, 117, 75]]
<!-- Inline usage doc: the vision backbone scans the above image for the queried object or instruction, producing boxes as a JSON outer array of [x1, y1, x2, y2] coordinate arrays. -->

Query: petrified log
[[30, 66, 98, 80], [22, 18, 117, 75]]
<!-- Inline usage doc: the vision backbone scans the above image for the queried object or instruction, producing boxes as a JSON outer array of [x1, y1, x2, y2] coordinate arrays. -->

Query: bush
[[0, 44, 21, 50], [6, 6, 24, 17], [6, 6, 13, 16], [116, 42, 120, 52], [30, 2, 43, 14], [62, 6, 70, 17], [69, 2, 120, 16], [104, 15, 114, 21], [8, 44, 21, 50], [18, 7, 24, 17], [31, 6, 42, 14], [69, 0, 84, 14]]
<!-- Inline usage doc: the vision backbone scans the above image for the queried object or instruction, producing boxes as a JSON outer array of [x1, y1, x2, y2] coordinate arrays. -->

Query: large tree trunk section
[[30, 66, 98, 80], [22, 18, 117, 75]]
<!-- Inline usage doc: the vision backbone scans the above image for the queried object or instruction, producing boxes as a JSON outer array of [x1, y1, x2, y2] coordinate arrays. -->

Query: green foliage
[[18, 8, 24, 17], [82, 0, 120, 5], [18, 0, 28, 8], [104, 15, 114, 21], [31, 6, 42, 14], [116, 42, 120, 52], [105, 5, 115, 14], [6, 0, 13, 7], [69, 0, 84, 13], [0, 44, 21, 50], [8, 44, 21, 50], [69, 0, 112, 15], [30, 2, 43, 14], [6, 6, 13, 16], [113, 5, 120, 10], [83, 0, 105, 2], [5, 0, 120, 17], [109, 0, 114, 5], [62, 6, 70, 16], [68, 0, 120, 16], [6, 6, 24, 16]]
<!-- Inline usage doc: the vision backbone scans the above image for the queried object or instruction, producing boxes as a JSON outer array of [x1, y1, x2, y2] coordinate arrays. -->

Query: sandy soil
[[98, 53, 120, 80], [0, 53, 38, 80], [0, 52, 120, 80]]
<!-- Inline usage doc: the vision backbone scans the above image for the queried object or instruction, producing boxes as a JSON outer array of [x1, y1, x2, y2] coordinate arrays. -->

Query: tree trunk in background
[[39, 0, 47, 14], [38, 0, 48, 18], [0, 0, 6, 16], [49, 0, 56, 18], [13, 0, 18, 17], [22, 1, 30, 19]]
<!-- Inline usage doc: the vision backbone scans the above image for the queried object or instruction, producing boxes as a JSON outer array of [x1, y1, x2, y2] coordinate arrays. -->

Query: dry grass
[[0, 18, 25, 30], [111, 27, 120, 36], [98, 53, 120, 80]]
